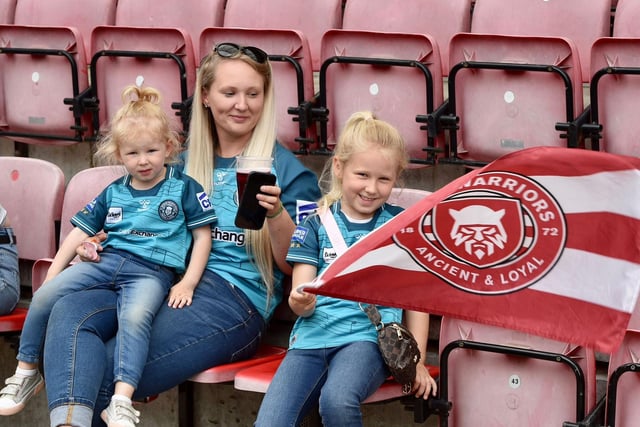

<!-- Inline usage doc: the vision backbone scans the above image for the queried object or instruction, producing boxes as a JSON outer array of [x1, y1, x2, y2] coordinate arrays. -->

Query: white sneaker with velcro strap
[[0, 372, 44, 415]]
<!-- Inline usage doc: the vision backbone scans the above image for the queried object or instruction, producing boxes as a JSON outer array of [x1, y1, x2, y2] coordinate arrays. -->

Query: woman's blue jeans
[[0, 242, 19, 315], [19, 248, 173, 390], [255, 341, 389, 427], [43, 268, 266, 427]]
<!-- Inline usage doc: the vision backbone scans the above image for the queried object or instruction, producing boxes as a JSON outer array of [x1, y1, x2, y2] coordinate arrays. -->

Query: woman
[[42, 42, 321, 427]]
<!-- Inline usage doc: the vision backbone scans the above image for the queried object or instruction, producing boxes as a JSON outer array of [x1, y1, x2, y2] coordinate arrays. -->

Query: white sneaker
[[0, 372, 44, 415], [101, 398, 141, 427]]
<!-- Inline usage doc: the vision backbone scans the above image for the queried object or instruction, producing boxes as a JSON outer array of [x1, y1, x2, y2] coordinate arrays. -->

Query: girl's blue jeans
[[43, 268, 266, 427], [255, 341, 389, 427], [0, 242, 19, 315], [20, 248, 174, 389]]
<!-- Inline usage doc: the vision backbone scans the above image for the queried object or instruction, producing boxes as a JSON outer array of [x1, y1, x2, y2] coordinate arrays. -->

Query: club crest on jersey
[[158, 200, 179, 221], [394, 171, 566, 295]]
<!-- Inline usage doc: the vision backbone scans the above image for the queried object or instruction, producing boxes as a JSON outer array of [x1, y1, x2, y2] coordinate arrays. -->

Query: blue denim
[[43, 269, 266, 427], [255, 341, 389, 427], [20, 248, 174, 389], [0, 243, 19, 315]]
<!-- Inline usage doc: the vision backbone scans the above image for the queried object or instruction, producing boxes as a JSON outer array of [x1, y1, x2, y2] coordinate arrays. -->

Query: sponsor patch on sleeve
[[291, 225, 309, 244], [197, 191, 213, 211]]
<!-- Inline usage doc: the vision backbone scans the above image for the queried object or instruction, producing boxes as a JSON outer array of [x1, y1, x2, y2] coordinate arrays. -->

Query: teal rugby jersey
[[286, 201, 404, 350], [195, 143, 320, 320], [71, 166, 217, 273]]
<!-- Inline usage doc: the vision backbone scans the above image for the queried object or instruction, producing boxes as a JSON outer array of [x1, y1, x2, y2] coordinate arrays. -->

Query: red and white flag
[[310, 147, 640, 353]]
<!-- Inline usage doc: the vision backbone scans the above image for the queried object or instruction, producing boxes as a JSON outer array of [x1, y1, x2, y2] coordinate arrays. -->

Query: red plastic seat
[[443, 33, 584, 166], [189, 344, 287, 384], [223, 0, 342, 72], [0, 0, 116, 145], [437, 318, 597, 426], [0, 157, 64, 333], [31, 165, 127, 293], [341, 0, 471, 77], [471, 0, 611, 83], [317, 30, 445, 164], [234, 357, 440, 404]]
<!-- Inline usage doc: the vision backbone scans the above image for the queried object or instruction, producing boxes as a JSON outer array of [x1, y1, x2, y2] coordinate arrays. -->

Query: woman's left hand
[[257, 184, 283, 219]]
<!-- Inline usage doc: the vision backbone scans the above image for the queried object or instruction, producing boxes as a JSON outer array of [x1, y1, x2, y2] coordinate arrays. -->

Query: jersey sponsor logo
[[197, 191, 213, 211], [296, 200, 317, 224], [105, 207, 123, 224], [212, 226, 245, 246], [292, 226, 308, 243], [322, 247, 338, 264], [82, 198, 97, 214], [395, 171, 566, 295], [158, 200, 180, 221], [137, 199, 151, 211]]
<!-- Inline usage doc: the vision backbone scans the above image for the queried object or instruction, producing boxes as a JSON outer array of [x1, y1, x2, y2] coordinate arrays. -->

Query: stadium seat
[[0, 0, 15, 24], [436, 318, 598, 426], [610, 0, 640, 37], [31, 165, 127, 292], [199, 28, 317, 153], [470, 0, 611, 83], [316, 30, 445, 164], [111, 0, 225, 69], [89, 25, 196, 138], [587, 37, 640, 156], [0, 0, 116, 145], [603, 300, 640, 427], [0, 157, 64, 332], [223, 0, 343, 72], [341, 0, 472, 76], [441, 33, 584, 166]]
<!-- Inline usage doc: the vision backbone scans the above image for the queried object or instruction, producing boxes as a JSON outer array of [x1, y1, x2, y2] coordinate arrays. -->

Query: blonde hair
[[94, 85, 182, 165], [318, 111, 408, 211], [185, 47, 278, 300]]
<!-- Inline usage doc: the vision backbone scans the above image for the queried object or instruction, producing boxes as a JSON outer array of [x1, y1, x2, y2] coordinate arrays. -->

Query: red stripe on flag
[[565, 212, 640, 263], [313, 264, 628, 353]]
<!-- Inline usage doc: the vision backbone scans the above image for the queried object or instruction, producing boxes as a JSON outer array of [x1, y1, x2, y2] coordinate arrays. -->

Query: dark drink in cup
[[236, 156, 272, 197]]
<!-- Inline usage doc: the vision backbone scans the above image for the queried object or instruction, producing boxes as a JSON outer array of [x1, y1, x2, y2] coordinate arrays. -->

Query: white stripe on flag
[[534, 170, 640, 218], [531, 248, 640, 313]]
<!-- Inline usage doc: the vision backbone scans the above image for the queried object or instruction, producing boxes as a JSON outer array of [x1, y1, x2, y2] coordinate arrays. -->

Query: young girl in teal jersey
[[256, 111, 438, 426], [0, 86, 217, 427]]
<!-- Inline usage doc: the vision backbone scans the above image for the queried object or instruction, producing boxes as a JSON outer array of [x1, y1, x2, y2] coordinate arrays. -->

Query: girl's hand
[[76, 233, 106, 262], [168, 282, 195, 309], [411, 363, 438, 399], [289, 283, 317, 317]]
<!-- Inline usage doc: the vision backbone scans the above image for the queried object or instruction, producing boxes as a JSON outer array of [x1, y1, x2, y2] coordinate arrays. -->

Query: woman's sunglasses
[[214, 43, 268, 64]]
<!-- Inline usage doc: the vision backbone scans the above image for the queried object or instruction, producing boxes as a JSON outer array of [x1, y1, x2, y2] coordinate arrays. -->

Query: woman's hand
[[76, 232, 106, 262], [256, 184, 283, 219], [411, 363, 438, 399]]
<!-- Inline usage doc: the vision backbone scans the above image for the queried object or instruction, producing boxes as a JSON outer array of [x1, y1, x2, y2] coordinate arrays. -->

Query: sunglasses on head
[[214, 43, 268, 64]]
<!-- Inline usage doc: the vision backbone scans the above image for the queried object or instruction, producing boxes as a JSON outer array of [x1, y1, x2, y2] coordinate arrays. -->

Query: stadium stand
[[199, 28, 317, 153], [0, 157, 64, 333], [0, 0, 116, 145], [316, 30, 444, 164], [436, 318, 600, 426], [223, 0, 343, 72]]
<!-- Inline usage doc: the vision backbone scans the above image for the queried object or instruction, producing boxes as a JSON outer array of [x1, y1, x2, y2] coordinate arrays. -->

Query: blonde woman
[[41, 44, 320, 427]]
